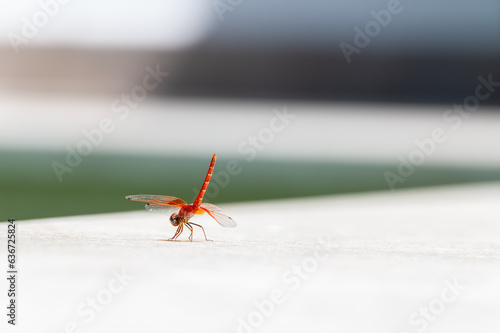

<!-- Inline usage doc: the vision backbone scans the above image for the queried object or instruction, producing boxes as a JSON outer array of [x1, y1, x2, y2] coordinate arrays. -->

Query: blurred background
[[1, 0, 500, 220]]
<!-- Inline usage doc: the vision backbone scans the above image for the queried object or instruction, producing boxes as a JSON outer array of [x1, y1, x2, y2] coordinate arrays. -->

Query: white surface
[[1, 183, 500, 332], [2, 93, 500, 167]]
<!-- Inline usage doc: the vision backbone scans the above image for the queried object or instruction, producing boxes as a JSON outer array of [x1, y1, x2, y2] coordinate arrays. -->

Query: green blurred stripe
[[1, 150, 500, 221]]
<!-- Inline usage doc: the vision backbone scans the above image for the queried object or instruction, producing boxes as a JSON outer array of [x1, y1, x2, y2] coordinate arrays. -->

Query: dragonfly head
[[169, 213, 180, 226]]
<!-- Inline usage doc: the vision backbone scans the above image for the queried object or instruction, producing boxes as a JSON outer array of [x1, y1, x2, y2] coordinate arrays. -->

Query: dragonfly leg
[[189, 222, 212, 242], [185, 223, 194, 241], [168, 223, 183, 241]]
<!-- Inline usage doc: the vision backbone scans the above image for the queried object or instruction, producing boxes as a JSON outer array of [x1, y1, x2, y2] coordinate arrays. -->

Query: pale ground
[[1, 182, 500, 333]]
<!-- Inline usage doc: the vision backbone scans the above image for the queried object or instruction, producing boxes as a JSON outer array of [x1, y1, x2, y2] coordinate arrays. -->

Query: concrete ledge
[[2, 183, 500, 332]]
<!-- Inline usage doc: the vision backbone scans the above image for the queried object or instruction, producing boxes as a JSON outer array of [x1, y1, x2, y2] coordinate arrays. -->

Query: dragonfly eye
[[169, 213, 179, 226]]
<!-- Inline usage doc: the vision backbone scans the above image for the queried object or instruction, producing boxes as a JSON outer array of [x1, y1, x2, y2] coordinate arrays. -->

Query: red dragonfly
[[126, 153, 236, 241]]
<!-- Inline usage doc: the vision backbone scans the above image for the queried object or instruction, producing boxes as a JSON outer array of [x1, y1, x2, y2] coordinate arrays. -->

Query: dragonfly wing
[[200, 204, 237, 228], [145, 204, 181, 216], [199, 202, 223, 212], [126, 195, 187, 206]]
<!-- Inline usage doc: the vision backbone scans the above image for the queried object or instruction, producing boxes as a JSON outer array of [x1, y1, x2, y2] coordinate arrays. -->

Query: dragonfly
[[126, 153, 236, 241]]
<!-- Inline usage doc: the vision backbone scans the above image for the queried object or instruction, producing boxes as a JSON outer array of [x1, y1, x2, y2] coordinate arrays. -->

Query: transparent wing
[[126, 194, 187, 206], [200, 203, 237, 228], [199, 202, 224, 212], [145, 204, 181, 216]]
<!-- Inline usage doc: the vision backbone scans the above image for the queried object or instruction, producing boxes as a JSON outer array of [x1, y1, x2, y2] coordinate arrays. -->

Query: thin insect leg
[[176, 224, 185, 239], [185, 223, 194, 242], [175, 224, 184, 239], [168, 226, 180, 240], [169, 224, 183, 241], [189, 222, 212, 242], [170, 225, 181, 240]]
